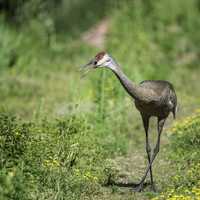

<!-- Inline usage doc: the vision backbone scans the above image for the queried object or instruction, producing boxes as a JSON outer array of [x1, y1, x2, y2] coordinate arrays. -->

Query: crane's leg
[[141, 115, 155, 190], [133, 118, 166, 192]]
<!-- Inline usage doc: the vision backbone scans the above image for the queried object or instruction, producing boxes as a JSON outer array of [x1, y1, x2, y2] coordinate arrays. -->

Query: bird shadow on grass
[[103, 174, 151, 189]]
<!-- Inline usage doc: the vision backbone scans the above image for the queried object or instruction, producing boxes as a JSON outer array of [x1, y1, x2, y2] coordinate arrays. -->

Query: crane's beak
[[81, 59, 94, 68], [80, 59, 95, 77]]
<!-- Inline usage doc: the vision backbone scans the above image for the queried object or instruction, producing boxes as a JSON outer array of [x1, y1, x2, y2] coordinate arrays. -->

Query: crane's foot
[[132, 183, 143, 192]]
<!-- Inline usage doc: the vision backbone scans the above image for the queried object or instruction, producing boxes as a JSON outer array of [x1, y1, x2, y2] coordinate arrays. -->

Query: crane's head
[[81, 52, 118, 76]]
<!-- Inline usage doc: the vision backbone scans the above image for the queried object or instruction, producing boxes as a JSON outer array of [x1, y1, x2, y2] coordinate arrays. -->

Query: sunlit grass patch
[[167, 110, 200, 158], [152, 112, 200, 200]]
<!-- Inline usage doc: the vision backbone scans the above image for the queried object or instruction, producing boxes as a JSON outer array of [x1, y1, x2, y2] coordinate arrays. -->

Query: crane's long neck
[[109, 64, 141, 100]]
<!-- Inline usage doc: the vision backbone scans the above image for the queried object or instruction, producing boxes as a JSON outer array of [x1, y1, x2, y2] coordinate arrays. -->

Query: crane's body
[[81, 52, 177, 192], [135, 80, 177, 119]]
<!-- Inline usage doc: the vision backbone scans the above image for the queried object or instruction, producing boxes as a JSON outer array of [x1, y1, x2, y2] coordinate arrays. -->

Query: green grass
[[0, 0, 200, 199], [151, 111, 200, 200], [0, 112, 130, 199]]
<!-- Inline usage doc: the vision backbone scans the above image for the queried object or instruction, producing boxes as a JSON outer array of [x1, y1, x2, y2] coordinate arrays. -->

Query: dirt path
[[79, 18, 200, 200], [81, 18, 109, 48], [97, 105, 198, 199], [95, 115, 173, 200]]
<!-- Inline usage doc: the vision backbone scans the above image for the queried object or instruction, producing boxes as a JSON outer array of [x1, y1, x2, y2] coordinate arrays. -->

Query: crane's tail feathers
[[172, 105, 177, 119]]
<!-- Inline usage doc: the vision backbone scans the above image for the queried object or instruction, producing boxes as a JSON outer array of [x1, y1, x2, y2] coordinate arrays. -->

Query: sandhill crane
[[81, 52, 177, 192]]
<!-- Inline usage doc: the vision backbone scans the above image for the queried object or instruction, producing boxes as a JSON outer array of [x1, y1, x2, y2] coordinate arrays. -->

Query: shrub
[[152, 110, 200, 200]]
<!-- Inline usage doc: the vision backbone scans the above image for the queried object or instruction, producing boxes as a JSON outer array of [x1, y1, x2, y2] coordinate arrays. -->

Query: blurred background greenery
[[0, 0, 200, 199]]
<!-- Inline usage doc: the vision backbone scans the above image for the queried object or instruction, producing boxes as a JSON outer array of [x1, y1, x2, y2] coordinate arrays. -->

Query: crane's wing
[[138, 80, 175, 104]]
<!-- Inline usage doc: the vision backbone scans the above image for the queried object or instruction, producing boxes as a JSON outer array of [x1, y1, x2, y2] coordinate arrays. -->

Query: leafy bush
[[0, 114, 30, 168], [169, 110, 200, 158], [0, 112, 128, 199], [152, 110, 200, 200]]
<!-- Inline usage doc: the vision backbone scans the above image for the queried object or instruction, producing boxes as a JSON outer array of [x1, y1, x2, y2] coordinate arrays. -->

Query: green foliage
[[169, 111, 200, 158], [151, 111, 200, 200], [0, 113, 129, 199], [0, 114, 30, 168], [0, 0, 200, 199], [107, 0, 200, 82]]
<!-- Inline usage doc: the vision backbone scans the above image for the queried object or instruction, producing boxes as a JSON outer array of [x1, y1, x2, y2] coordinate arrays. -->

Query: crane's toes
[[132, 183, 143, 192]]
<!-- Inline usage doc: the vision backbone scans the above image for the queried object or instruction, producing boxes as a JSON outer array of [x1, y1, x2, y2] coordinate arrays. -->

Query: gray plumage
[[137, 80, 177, 119], [82, 52, 177, 192]]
